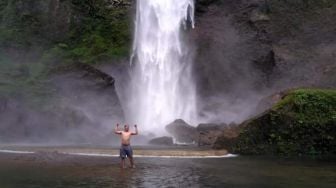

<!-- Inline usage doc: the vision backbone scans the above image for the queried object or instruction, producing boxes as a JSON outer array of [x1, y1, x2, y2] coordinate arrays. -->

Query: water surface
[[0, 154, 335, 188]]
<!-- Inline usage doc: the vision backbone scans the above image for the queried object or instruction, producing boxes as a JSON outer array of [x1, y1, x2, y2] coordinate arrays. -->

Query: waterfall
[[123, 0, 197, 133]]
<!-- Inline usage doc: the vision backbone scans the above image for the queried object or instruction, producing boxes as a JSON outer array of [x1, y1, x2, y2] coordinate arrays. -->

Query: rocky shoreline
[[0, 145, 229, 159]]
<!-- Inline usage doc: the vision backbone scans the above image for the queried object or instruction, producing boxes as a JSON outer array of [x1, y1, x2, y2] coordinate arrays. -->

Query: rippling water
[[0, 155, 335, 188]]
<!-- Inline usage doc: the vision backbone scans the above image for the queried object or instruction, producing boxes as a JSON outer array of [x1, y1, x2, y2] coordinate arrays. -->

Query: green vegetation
[[67, 0, 131, 63], [0, 0, 131, 64], [215, 89, 336, 156], [0, 0, 53, 49], [0, 0, 131, 107], [0, 53, 53, 109]]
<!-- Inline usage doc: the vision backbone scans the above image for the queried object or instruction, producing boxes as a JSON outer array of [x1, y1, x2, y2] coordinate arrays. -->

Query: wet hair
[[124, 125, 129, 131]]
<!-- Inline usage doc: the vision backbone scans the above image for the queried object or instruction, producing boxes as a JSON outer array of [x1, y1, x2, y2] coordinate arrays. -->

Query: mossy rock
[[214, 88, 336, 156]]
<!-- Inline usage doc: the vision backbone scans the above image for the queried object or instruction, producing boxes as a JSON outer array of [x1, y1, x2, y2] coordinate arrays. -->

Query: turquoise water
[[0, 155, 335, 188]]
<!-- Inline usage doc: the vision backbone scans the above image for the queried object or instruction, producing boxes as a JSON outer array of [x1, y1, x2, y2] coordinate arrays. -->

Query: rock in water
[[149, 137, 174, 146], [165, 119, 198, 143]]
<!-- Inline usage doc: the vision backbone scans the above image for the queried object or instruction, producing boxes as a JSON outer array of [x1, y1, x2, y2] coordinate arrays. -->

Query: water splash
[[125, 0, 197, 133]]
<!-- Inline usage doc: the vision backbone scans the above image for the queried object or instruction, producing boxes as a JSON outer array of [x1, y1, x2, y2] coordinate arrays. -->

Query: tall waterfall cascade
[[125, 0, 197, 133]]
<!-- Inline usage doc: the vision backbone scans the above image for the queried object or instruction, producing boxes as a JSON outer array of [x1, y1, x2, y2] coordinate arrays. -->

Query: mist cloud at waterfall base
[[197, 94, 262, 125], [0, 61, 129, 145]]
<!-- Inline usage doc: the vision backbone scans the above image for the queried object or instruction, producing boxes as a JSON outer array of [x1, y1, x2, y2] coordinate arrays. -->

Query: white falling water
[[125, 0, 197, 133]]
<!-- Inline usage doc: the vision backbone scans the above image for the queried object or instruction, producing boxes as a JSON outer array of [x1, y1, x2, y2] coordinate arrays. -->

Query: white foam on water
[[0, 149, 35, 154], [63, 152, 118, 157], [133, 154, 238, 159], [63, 152, 238, 159], [0, 149, 238, 159]]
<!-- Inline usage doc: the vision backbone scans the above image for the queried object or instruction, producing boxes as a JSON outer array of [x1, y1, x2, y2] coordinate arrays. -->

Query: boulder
[[214, 89, 336, 156], [165, 119, 198, 143], [197, 123, 226, 146], [149, 137, 174, 146], [196, 123, 226, 132]]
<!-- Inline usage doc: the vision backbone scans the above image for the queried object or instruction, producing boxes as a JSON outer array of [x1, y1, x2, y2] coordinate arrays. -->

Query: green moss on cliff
[[0, 0, 131, 64], [274, 89, 336, 123], [215, 89, 336, 156], [67, 0, 131, 63], [0, 0, 131, 106]]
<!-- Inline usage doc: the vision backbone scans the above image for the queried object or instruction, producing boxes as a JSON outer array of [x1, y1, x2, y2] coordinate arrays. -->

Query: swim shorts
[[120, 145, 133, 159]]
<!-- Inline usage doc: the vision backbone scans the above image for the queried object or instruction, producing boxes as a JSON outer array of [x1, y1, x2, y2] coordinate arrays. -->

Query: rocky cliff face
[[193, 0, 336, 124], [0, 63, 125, 144], [0, 0, 132, 62], [0, 0, 130, 144], [1, 0, 335, 143]]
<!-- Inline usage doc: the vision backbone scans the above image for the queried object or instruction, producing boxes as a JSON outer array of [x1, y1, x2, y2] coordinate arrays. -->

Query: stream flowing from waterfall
[[125, 0, 197, 132]]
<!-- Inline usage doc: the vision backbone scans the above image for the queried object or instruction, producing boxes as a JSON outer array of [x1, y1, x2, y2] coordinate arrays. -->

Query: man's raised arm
[[114, 124, 122, 134], [132, 124, 138, 135]]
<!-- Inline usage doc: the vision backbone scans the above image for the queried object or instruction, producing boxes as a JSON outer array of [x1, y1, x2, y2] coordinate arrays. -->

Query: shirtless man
[[114, 124, 138, 168]]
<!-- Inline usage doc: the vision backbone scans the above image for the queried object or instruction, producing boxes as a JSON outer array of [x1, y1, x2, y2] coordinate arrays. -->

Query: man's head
[[124, 124, 129, 132]]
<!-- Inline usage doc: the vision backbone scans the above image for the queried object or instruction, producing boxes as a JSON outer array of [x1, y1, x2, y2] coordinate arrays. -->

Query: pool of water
[[1, 154, 335, 188]]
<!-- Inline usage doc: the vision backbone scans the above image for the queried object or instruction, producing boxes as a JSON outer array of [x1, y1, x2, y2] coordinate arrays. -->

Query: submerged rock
[[165, 119, 198, 143], [214, 89, 336, 156], [149, 137, 174, 146]]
